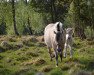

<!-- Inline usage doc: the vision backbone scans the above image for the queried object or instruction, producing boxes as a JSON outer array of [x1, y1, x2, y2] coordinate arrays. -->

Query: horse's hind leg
[[48, 47, 52, 61]]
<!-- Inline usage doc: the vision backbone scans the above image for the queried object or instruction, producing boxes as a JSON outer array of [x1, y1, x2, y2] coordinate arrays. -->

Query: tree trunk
[[51, 0, 57, 23], [51, 0, 55, 22], [24, 0, 28, 4], [25, 0, 33, 35], [12, 0, 19, 35], [27, 17, 33, 35]]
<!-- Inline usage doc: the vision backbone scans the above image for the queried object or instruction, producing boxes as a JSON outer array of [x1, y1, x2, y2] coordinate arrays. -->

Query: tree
[[66, 0, 86, 39], [11, 0, 19, 35], [87, 0, 94, 39], [30, 0, 72, 23], [25, 0, 33, 35]]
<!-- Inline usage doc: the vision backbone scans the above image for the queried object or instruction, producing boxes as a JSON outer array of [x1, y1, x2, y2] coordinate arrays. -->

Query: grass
[[0, 35, 94, 75]]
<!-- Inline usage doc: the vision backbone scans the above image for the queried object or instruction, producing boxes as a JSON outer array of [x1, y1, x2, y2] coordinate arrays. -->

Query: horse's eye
[[54, 31, 57, 34]]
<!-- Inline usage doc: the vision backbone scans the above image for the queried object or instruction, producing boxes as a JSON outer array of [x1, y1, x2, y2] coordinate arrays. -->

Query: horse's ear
[[70, 28, 73, 33], [54, 31, 56, 34], [65, 28, 67, 31], [64, 28, 67, 32], [71, 28, 74, 35]]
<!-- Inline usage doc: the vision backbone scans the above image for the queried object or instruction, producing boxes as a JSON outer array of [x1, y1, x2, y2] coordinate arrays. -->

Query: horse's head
[[65, 28, 73, 40], [54, 22, 64, 52]]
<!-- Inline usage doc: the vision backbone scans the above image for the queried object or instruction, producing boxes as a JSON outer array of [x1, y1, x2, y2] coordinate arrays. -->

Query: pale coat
[[44, 22, 65, 66]]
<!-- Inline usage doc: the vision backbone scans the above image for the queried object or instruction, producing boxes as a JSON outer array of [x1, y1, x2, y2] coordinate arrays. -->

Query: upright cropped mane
[[54, 22, 63, 32]]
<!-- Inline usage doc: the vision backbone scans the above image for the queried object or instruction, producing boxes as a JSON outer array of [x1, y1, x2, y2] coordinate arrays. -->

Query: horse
[[44, 22, 65, 67], [63, 28, 73, 58]]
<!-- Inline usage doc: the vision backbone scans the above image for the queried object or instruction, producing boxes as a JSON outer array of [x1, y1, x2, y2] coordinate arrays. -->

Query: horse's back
[[44, 24, 55, 48]]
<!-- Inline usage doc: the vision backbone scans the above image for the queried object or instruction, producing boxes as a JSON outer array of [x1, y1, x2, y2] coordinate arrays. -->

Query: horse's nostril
[[68, 36, 71, 39]]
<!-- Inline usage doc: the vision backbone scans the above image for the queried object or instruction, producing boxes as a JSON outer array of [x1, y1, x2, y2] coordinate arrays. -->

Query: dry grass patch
[[35, 42, 46, 47], [36, 36, 44, 42], [74, 70, 91, 75], [25, 51, 39, 57], [21, 36, 38, 43], [0, 41, 12, 50], [20, 60, 33, 66], [87, 40, 94, 45], [8, 37, 17, 42], [21, 58, 46, 66], [33, 58, 46, 66], [40, 65, 53, 72], [91, 71, 94, 75], [61, 63, 71, 71], [6, 57, 12, 63]]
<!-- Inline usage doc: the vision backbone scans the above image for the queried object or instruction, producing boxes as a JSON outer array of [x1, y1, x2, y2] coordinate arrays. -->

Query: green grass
[[0, 36, 94, 75]]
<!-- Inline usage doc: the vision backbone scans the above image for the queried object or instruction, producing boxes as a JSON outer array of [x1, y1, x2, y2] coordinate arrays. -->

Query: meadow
[[0, 35, 94, 75]]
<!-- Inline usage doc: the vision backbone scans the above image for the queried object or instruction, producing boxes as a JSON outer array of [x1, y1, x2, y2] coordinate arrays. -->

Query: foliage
[[0, 20, 6, 35]]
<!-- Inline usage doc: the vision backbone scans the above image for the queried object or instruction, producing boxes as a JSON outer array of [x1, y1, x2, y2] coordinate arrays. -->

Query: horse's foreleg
[[55, 51, 58, 67], [60, 50, 62, 62], [63, 43, 67, 58], [68, 45, 73, 58]]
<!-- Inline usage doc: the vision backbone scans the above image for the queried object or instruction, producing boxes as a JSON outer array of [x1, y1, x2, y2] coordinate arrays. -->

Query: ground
[[0, 35, 94, 75]]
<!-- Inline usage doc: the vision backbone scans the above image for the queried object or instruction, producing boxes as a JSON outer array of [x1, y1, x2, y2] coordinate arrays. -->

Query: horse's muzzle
[[57, 48, 62, 52]]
